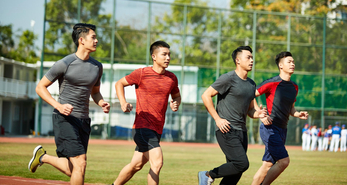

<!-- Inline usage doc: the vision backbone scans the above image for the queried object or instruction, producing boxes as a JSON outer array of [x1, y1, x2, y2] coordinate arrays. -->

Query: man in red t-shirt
[[113, 41, 181, 185]]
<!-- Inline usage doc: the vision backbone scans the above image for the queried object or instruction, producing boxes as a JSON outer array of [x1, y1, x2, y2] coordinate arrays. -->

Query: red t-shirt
[[125, 67, 180, 134]]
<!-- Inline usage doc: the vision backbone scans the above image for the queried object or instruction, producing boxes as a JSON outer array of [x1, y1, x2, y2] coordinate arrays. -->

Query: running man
[[112, 41, 181, 185], [198, 46, 270, 185], [28, 23, 110, 185], [251, 51, 309, 185]]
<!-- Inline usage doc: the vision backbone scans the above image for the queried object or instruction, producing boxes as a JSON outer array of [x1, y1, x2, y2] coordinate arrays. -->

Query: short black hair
[[150, 41, 170, 55], [72, 23, 96, 47], [275, 51, 292, 69], [231, 46, 252, 65]]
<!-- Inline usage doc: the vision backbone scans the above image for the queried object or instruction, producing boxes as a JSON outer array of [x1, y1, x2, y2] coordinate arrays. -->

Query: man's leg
[[330, 138, 335, 151], [219, 173, 242, 185], [146, 147, 163, 185], [41, 154, 73, 176], [306, 137, 311, 151], [68, 154, 87, 185], [208, 129, 249, 184], [334, 138, 339, 152], [114, 151, 148, 185], [342, 138, 346, 151], [310, 137, 316, 151], [251, 161, 273, 185], [262, 157, 290, 185]]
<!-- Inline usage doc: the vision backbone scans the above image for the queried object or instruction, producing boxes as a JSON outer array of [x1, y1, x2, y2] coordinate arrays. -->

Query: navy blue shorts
[[132, 128, 161, 152], [259, 123, 288, 164], [53, 113, 91, 158]]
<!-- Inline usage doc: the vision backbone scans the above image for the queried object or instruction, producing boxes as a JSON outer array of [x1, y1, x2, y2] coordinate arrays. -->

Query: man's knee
[[70, 156, 87, 173], [133, 161, 146, 171], [150, 159, 163, 172], [278, 157, 290, 169], [238, 159, 249, 172]]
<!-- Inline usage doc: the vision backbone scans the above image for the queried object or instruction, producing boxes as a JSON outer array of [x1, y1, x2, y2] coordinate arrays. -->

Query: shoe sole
[[28, 145, 42, 172], [198, 171, 205, 185]]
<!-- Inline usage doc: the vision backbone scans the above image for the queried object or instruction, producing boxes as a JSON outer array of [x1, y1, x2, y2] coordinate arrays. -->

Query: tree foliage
[[0, 24, 39, 63], [40, 0, 346, 111]]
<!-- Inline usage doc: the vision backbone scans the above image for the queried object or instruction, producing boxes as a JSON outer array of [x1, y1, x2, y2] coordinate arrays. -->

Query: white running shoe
[[198, 171, 214, 185]]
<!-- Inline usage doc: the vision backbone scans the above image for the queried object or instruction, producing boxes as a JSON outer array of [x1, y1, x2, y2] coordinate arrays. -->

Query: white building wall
[[0, 57, 36, 135]]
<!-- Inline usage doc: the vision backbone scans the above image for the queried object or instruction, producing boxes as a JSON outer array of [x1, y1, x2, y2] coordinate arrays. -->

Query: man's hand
[[258, 104, 273, 125], [121, 102, 133, 113], [261, 116, 273, 125], [257, 105, 267, 117], [216, 118, 231, 133], [298, 111, 309, 120], [170, 99, 179, 112], [101, 101, 110, 113], [57, 104, 73, 116]]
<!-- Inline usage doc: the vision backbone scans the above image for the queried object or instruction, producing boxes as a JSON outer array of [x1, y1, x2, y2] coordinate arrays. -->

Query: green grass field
[[0, 141, 346, 185]]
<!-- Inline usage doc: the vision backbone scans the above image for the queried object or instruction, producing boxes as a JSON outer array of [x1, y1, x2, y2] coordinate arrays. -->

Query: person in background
[[317, 127, 323, 151], [302, 123, 309, 151], [310, 125, 318, 151], [340, 124, 346, 152], [322, 125, 332, 151], [330, 122, 341, 152]]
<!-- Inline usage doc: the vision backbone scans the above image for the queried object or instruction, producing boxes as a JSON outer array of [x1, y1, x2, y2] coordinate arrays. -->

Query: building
[[0, 57, 37, 135]]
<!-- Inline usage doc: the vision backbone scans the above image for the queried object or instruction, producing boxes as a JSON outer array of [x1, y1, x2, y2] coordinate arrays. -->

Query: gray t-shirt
[[211, 70, 256, 131], [45, 53, 103, 119]]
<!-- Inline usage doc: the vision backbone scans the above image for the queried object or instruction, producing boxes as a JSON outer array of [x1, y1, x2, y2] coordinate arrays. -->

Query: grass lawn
[[0, 141, 346, 184]]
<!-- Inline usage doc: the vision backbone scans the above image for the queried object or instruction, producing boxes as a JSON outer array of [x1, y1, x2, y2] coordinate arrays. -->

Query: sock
[[39, 154, 45, 164]]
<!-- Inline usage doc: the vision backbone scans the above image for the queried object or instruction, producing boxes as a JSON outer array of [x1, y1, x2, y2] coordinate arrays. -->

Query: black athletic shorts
[[53, 113, 91, 158], [132, 128, 161, 152]]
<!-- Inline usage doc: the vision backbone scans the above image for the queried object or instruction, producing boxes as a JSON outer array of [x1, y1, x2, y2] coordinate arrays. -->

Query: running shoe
[[198, 171, 214, 185], [28, 145, 46, 173]]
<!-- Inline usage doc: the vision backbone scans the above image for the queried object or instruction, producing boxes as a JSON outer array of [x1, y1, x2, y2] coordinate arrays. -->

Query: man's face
[[81, 29, 98, 52], [237, 50, 253, 71], [152, 47, 170, 68], [279, 56, 295, 74]]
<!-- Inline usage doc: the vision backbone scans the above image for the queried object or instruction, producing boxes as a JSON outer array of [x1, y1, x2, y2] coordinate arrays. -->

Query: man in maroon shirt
[[113, 41, 181, 185]]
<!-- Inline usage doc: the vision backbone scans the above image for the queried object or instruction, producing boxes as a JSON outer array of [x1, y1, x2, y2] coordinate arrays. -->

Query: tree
[[16, 30, 39, 63], [0, 24, 15, 58], [0, 24, 39, 63], [44, 0, 109, 61]]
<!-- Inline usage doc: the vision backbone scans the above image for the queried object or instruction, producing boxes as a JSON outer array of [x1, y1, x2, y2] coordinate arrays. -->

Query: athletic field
[[0, 137, 346, 185]]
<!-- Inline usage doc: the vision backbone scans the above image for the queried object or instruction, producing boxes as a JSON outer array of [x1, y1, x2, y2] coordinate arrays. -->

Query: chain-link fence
[[38, 0, 347, 145]]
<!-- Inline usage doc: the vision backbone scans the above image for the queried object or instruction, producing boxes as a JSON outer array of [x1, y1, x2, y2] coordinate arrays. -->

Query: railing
[[0, 77, 37, 99]]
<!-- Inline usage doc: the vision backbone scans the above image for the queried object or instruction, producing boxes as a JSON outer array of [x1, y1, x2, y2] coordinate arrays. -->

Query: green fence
[[38, 0, 347, 145]]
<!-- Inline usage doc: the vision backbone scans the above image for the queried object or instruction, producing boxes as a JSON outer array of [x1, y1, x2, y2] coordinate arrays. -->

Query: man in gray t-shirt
[[28, 23, 110, 185], [212, 70, 256, 131], [198, 46, 270, 185]]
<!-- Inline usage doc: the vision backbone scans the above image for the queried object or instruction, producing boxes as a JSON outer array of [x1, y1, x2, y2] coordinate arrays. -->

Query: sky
[[0, 0, 229, 55], [0, 0, 45, 53]]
